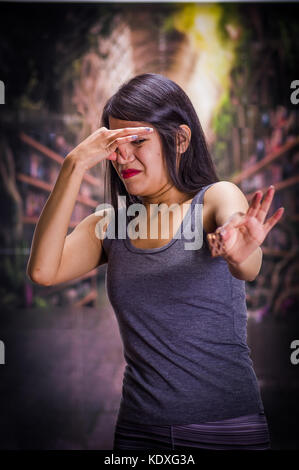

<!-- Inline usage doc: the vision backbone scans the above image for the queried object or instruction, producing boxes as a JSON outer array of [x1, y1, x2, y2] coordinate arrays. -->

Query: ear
[[176, 124, 191, 154]]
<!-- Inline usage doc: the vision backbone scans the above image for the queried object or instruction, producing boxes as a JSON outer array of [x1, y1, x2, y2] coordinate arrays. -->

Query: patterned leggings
[[113, 412, 271, 451]]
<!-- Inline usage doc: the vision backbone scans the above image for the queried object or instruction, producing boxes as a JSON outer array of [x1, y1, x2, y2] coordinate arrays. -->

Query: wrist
[[221, 250, 240, 268], [64, 152, 87, 177], [224, 256, 242, 268], [224, 255, 249, 281], [223, 246, 262, 281], [224, 245, 262, 267]]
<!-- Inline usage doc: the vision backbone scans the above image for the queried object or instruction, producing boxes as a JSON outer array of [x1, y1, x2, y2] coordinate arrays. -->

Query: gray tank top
[[102, 183, 265, 426]]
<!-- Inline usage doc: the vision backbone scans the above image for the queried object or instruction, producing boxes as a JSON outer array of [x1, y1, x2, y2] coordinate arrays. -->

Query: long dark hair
[[100, 72, 219, 234]]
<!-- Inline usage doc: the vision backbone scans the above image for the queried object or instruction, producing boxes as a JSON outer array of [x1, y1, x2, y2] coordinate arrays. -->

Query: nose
[[115, 142, 135, 164]]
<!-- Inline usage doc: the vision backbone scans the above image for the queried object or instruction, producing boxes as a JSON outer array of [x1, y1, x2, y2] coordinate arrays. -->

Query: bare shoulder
[[204, 181, 249, 227], [74, 207, 114, 245], [204, 180, 247, 205]]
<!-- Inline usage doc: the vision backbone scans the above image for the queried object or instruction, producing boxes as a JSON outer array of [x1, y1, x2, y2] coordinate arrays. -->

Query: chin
[[125, 187, 146, 198], [127, 190, 144, 198]]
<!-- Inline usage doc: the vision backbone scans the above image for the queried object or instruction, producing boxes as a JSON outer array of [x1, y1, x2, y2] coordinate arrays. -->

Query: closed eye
[[115, 138, 147, 153]]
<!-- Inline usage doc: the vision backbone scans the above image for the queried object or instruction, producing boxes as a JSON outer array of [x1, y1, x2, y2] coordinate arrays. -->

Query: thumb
[[106, 152, 117, 161], [225, 211, 247, 228], [217, 212, 247, 237], [231, 213, 249, 229]]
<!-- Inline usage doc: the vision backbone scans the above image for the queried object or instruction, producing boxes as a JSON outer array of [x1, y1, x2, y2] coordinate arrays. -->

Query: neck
[[140, 183, 193, 209]]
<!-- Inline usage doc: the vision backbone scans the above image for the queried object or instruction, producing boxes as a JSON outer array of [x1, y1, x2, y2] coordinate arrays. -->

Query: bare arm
[[27, 157, 101, 285], [206, 181, 284, 281], [26, 125, 153, 285], [207, 181, 262, 281]]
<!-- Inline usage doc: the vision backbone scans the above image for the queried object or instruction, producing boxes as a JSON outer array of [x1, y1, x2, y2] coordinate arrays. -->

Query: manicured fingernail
[[145, 127, 153, 132], [131, 135, 138, 139]]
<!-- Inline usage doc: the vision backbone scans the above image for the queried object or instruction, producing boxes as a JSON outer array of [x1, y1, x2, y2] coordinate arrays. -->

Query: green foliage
[[216, 3, 241, 44], [33, 296, 49, 309], [212, 92, 234, 138], [214, 140, 228, 161]]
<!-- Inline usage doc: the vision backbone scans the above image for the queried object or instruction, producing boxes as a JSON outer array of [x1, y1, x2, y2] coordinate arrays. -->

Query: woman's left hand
[[206, 185, 285, 266]]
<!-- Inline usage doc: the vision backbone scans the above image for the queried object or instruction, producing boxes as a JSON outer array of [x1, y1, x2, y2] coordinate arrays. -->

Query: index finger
[[109, 127, 154, 138], [255, 185, 275, 224]]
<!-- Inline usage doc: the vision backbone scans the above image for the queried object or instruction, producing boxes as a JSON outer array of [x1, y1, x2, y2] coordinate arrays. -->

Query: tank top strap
[[189, 182, 217, 234]]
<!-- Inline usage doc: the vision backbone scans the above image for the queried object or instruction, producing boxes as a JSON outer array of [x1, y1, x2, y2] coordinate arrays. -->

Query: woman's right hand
[[66, 126, 154, 172]]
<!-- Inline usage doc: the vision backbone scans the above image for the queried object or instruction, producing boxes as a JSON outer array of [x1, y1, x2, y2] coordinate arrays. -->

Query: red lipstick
[[122, 169, 142, 179]]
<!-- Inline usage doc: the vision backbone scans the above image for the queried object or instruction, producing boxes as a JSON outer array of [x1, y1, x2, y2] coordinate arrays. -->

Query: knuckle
[[99, 126, 108, 136]]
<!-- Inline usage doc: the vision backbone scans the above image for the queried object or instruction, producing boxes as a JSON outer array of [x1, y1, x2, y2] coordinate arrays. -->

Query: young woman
[[27, 73, 284, 451]]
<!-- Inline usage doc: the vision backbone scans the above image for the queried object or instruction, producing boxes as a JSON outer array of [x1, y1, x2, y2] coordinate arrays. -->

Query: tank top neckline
[[123, 186, 208, 254]]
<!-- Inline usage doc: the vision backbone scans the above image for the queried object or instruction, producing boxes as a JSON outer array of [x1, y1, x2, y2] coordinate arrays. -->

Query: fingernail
[[220, 228, 227, 236], [131, 135, 138, 139], [145, 127, 154, 132]]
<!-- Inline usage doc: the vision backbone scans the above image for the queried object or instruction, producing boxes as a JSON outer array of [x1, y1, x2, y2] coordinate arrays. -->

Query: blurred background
[[0, 1, 298, 450]]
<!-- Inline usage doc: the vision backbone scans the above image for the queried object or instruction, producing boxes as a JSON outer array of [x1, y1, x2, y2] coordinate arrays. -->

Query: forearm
[[225, 246, 263, 282], [27, 155, 85, 284]]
